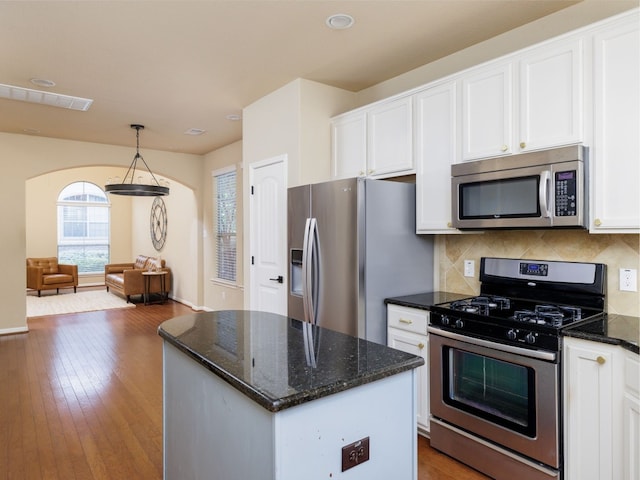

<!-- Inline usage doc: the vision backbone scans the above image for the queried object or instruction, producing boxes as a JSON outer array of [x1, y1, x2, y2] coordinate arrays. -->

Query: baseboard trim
[[0, 325, 29, 336]]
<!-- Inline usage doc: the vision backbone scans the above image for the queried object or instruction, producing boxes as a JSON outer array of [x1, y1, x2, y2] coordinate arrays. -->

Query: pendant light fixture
[[105, 124, 169, 196]]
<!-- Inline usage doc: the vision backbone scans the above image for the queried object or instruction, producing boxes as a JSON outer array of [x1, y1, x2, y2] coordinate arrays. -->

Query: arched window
[[57, 182, 110, 274]]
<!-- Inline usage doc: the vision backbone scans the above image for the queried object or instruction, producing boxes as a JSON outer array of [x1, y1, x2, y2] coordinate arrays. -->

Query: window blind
[[215, 170, 237, 282]]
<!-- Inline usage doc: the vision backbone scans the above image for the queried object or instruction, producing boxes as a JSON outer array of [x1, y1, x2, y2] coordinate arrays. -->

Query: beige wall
[[241, 78, 355, 308], [202, 141, 245, 311], [1, 132, 203, 333], [130, 178, 200, 308], [437, 231, 640, 316], [26, 166, 133, 286]]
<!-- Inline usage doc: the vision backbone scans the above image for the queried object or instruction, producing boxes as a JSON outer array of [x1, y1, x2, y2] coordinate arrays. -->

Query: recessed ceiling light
[[30, 78, 56, 88], [326, 13, 354, 30], [226, 114, 242, 121], [184, 128, 205, 136]]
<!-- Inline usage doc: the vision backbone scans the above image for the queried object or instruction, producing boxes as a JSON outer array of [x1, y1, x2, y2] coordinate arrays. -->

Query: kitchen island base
[[163, 342, 418, 480]]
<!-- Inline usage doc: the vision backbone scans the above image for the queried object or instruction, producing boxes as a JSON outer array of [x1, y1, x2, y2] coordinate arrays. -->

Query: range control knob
[[507, 329, 518, 341], [441, 316, 450, 326], [525, 333, 537, 344], [455, 319, 464, 329]]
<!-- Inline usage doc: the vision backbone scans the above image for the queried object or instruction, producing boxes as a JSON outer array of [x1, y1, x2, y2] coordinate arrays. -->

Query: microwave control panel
[[555, 170, 577, 216]]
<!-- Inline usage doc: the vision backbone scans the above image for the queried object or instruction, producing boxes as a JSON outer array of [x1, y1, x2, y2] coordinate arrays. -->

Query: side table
[[142, 270, 168, 305]]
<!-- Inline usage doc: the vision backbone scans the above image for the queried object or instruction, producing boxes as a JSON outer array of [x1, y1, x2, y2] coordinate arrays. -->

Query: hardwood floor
[[1, 298, 489, 479]]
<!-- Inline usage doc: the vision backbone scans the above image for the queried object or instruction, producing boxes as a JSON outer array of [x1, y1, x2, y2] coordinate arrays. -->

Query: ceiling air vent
[[0, 83, 93, 111]]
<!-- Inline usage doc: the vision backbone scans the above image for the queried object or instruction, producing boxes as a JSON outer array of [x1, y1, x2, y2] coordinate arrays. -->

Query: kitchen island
[[158, 310, 424, 480]]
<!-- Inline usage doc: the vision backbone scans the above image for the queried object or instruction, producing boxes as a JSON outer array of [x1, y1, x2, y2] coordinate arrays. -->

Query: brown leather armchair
[[26, 257, 78, 297]]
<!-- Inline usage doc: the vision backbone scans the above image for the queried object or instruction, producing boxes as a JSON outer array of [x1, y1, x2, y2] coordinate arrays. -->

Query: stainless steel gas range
[[428, 257, 607, 480]]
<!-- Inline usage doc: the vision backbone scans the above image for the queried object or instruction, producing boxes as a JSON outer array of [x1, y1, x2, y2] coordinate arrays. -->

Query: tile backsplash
[[438, 231, 640, 317]]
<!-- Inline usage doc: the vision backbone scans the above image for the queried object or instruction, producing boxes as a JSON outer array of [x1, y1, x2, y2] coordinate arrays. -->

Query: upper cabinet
[[330, 112, 367, 179], [331, 96, 414, 179], [461, 62, 514, 161], [460, 38, 584, 162], [415, 81, 459, 233], [590, 14, 640, 233]]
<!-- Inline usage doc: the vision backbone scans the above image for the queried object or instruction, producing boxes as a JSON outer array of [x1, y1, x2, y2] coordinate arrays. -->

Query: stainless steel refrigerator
[[287, 177, 434, 345]]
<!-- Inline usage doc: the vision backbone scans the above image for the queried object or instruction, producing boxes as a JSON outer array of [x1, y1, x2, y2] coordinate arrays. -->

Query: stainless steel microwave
[[451, 145, 587, 229]]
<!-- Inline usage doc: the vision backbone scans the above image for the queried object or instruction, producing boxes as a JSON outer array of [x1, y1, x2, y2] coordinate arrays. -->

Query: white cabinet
[[563, 337, 626, 480], [461, 62, 513, 161], [623, 352, 640, 480], [415, 81, 460, 233], [331, 96, 414, 179], [590, 14, 640, 232], [330, 111, 367, 179], [367, 96, 414, 177], [460, 38, 584, 162], [387, 304, 429, 434]]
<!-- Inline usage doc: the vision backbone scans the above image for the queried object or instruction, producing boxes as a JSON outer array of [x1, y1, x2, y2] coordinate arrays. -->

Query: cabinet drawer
[[387, 304, 428, 335]]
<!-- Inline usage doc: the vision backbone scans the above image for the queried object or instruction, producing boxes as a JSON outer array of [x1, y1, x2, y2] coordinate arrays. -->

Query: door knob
[[269, 275, 284, 284]]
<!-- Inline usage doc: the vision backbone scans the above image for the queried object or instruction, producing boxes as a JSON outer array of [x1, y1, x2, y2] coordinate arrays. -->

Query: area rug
[[26, 290, 135, 317]]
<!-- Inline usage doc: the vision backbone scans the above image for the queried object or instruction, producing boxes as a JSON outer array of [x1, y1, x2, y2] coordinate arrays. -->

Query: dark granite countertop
[[384, 291, 471, 310], [386, 292, 639, 356], [562, 314, 639, 355], [158, 310, 424, 413]]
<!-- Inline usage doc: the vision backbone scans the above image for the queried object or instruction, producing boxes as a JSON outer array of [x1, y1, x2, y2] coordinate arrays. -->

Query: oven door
[[428, 326, 559, 468]]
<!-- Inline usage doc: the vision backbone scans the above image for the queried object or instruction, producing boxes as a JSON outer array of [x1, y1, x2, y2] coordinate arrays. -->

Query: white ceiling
[[0, 0, 590, 155]]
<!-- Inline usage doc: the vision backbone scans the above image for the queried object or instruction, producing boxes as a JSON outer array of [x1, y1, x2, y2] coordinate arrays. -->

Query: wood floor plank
[[0, 291, 490, 479]]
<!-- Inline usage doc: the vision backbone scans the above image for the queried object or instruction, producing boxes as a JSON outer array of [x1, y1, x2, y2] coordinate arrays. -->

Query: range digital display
[[519, 262, 548, 276]]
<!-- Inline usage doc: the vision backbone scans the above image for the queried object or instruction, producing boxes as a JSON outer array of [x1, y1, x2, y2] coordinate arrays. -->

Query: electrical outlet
[[341, 437, 370, 472], [464, 260, 475, 278], [619, 268, 638, 292]]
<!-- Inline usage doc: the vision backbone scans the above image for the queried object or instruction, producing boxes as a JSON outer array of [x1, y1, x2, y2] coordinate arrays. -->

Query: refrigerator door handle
[[302, 218, 312, 323], [308, 218, 319, 325]]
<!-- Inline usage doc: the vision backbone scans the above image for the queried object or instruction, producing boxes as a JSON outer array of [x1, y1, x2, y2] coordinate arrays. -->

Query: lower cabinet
[[563, 337, 639, 480], [387, 304, 429, 434]]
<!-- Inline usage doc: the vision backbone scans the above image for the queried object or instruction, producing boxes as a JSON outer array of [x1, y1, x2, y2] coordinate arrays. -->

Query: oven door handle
[[427, 326, 557, 362]]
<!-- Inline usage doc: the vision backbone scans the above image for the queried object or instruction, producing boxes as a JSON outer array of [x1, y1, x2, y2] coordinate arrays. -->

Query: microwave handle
[[539, 170, 551, 218]]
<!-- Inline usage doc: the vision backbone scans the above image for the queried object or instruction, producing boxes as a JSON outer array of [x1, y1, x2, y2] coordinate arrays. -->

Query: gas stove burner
[[450, 295, 512, 316], [511, 304, 583, 326]]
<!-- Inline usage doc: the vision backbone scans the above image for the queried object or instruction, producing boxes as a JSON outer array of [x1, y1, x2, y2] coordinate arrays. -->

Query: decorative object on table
[[104, 255, 171, 303], [105, 124, 169, 196], [26, 257, 78, 297], [26, 289, 135, 317], [150, 196, 167, 251]]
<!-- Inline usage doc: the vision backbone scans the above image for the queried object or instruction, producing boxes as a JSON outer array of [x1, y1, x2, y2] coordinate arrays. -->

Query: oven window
[[443, 347, 536, 437], [460, 176, 540, 219]]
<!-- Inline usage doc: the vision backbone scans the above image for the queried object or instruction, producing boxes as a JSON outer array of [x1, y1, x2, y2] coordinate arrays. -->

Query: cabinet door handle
[[520, 141, 526, 149], [399, 318, 413, 325], [594, 218, 602, 227], [596, 356, 606, 365], [501, 145, 509, 152], [418, 343, 425, 350]]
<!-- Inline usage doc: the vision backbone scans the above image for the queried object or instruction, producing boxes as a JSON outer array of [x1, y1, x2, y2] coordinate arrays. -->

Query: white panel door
[[249, 155, 287, 315]]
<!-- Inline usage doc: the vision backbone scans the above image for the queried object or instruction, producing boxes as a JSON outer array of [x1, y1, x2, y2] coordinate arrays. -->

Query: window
[[57, 182, 110, 274], [213, 167, 237, 282]]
